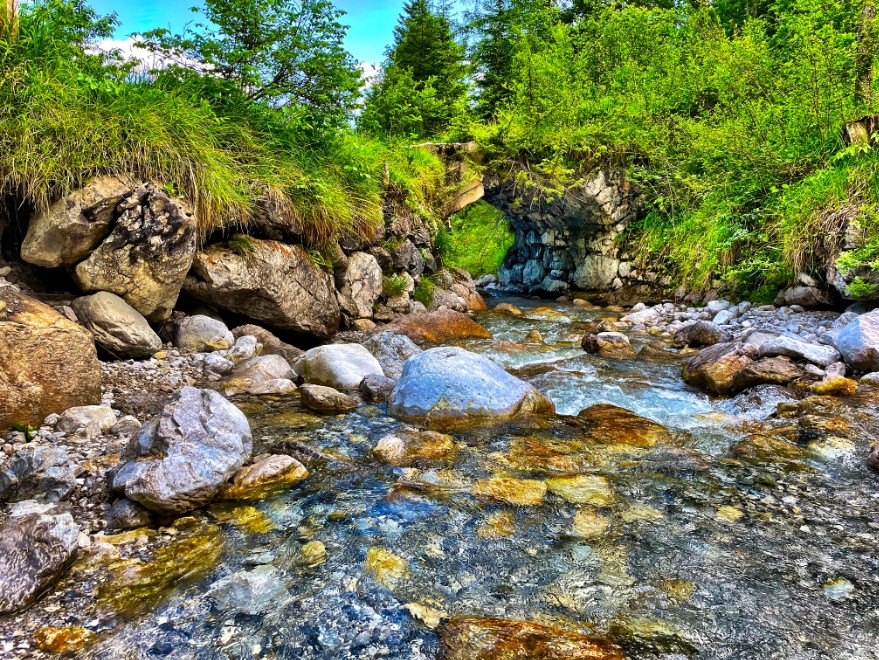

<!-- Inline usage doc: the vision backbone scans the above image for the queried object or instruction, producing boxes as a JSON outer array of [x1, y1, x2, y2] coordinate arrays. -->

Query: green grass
[[413, 277, 436, 306], [382, 275, 409, 297], [436, 201, 514, 277]]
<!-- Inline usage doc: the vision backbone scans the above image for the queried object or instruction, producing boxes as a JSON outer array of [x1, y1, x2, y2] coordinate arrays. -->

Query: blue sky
[[90, 1, 465, 65]]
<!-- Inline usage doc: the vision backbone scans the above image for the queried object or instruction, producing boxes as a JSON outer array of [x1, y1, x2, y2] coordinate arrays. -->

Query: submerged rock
[[72, 291, 162, 358], [112, 387, 252, 514], [218, 455, 308, 501], [372, 430, 456, 467], [300, 384, 359, 414], [300, 343, 384, 390], [210, 565, 288, 615], [383, 309, 493, 344], [387, 347, 554, 429], [34, 626, 98, 654], [578, 404, 672, 447], [0, 506, 80, 614], [0, 285, 101, 429], [472, 477, 547, 506], [546, 475, 614, 505], [440, 617, 624, 660]]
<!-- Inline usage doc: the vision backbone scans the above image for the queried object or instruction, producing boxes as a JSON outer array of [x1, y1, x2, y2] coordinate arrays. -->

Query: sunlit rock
[[472, 477, 547, 506], [546, 475, 614, 506]]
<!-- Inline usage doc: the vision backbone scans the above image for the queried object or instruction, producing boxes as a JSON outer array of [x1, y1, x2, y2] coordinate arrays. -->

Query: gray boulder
[[336, 252, 383, 319], [174, 315, 234, 352], [387, 347, 555, 429], [362, 331, 422, 381], [0, 506, 79, 614], [106, 498, 154, 531], [74, 186, 198, 321], [57, 405, 117, 435], [359, 374, 396, 403], [234, 355, 294, 383], [112, 387, 252, 514], [231, 324, 303, 364], [757, 335, 841, 368], [774, 285, 832, 308], [300, 344, 384, 390], [300, 384, 359, 414], [0, 446, 76, 503], [837, 309, 879, 372], [72, 292, 162, 358], [673, 321, 730, 348], [184, 239, 340, 340]]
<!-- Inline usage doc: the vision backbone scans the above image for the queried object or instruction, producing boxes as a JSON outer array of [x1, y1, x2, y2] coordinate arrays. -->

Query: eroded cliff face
[[485, 168, 645, 294]]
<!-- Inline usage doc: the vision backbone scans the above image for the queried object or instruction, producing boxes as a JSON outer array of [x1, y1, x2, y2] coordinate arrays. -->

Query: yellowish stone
[[300, 540, 327, 567], [472, 477, 547, 506], [620, 503, 664, 522], [477, 510, 516, 539], [545, 475, 613, 506], [571, 508, 610, 539], [404, 602, 446, 628], [365, 548, 409, 587], [34, 626, 97, 653]]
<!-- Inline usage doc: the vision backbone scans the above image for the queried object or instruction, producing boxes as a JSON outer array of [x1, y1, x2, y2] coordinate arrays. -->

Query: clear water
[[27, 297, 879, 659]]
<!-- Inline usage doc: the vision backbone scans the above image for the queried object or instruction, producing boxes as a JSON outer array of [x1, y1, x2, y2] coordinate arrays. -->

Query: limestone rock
[[0, 285, 101, 429], [672, 321, 730, 348], [387, 347, 555, 429], [682, 342, 758, 395], [573, 255, 620, 290], [581, 332, 635, 359], [231, 324, 303, 364], [218, 454, 308, 501], [0, 446, 76, 504], [299, 384, 359, 414], [74, 186, 197, 321], [383, 309, 493, 344], [836, 309, 879, 372], [233, 355, 295, 383], [0, 507, 79, 614], [578, 404, 671, 447], [112, 387, 252, 514], [359, 374, 396, 403], [362, 331, 422, 380], [174, 315, 234, 352], [57, 405, 117, 435], [105, 498, 154, 531], [210, 565, 288, 616], [21, 176, 133, 268], [757, 335, 841, 368], [372, 430, 456, 466], [336, 252, 382, 318], [300, 344, 384, 390], [72, 292, 162, 358], [185, 239, 340, 340]]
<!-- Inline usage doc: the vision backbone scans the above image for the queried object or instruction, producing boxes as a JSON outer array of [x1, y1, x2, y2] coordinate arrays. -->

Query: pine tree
[[360, 0, 468, 138]]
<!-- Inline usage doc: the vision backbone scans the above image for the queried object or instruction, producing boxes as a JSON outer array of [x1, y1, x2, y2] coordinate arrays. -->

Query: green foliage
[[382, 275, 410, 297], [0, 0, 445, 250], [413, 277, 437, 306], [360, 0, 468, 138], [437, 201, 515, 276], [844, 276, 879, 298], [227, 234, 255, 256], [139, 0, 362, 128]]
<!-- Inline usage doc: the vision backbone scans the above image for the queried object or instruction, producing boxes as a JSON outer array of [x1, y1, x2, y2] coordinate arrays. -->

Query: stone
[[218, 454, 308, 501], [713, 309, 734, 325], [105, 498, 154, 530], [390, 239, 424, 275], [0, 506, 79, 614], [637, 345, 679, 361], [34, 626, 97, 654], [621, 307, 660, 325], [225, 378, 297, 396], [185, 239, 340, 340], [74, 186, 197, 321], [573, 255, 620, 290], [775, 285, 832, 308], [811, 376, 858, 396], [21, 176, 133, 268], [359, 374, 396, 403], [672, 321, 730, 348], [0, 446, 76, 503], [300, 344, 384, 390], [472, 477, 547, 506], [546, 475, 614, 505], [572, 508, 610, 539], [836, 309, 879, 372], [336, 252, 383, 318], [581, 332, 635, 359], [757, 335, 841, 368], [210, 565, 288, 616], [861, 372, 879, 387], [372, 431, 456, 467], [440, 617, 623, 660], [231, 324, 303, 364], [56, 405, 117, 434], [71, 292, 162, 359], [203, 353, 235, 375], [300, 384, 359, 414], [733, 357, 804, 391], [362, 331, 422, 380], [387, 347, 555, 429], [234, 355, 295, 383], [174, 315, 234, 352], [706, 300, 730, 313], [112, 387, 252, 514], [112, 415, 142, 437], [383, 309, 493, 344], [578, 404, 672, 447], [682, 342, 758, 395], [494, 302, 523, 316], [0, 285, 101, 429], [227, 335, 260, 362]]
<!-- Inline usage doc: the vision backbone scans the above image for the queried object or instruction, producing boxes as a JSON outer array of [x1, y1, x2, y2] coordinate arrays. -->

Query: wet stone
[[472, 477, 547, 506]]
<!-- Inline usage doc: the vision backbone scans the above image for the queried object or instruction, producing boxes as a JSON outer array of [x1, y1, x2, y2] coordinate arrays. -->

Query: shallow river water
[[33, 296, 879, 658]]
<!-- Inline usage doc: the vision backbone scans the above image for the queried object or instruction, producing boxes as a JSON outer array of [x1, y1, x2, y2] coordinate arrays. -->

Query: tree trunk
[[1, 0, 18, 42], [856, 0, 876, 106]]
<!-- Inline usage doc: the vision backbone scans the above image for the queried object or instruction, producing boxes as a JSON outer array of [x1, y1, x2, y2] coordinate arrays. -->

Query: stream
[[33, 295, 879, 658]]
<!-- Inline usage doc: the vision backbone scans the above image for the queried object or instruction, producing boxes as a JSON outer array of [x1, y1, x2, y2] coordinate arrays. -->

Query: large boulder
[[362, 331, 422, 380], [21, 176, 133, 269], [336, 251, 382, 319], [71, 292, 162, 359], [774, 285, 833, 308], [757, 334, 840, 368], [74, 186, 198, 321], [0, 285, 101, 429], [387, 347, 555, 429], [300, 344, 384, 390], [836, 309, 879, 372], [383, 309, 493, 344], [174, 315, 234, 352], [0, 505, 80, 614], [682, 342, 758, 395], [300, 384, 359, 414], [231, 324, 303, 364], [581, 332, 635, 359], [672, 321, 730, 348], [0, 446, 76, 504], [184, 239, 340, 340], [112, 387, 252, 514]]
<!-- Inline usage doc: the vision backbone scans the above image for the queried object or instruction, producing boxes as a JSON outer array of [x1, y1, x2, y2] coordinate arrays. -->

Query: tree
[[360, 0, 468, 138], [141, 0, 362, 126], [1, 0, 19, 41]]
